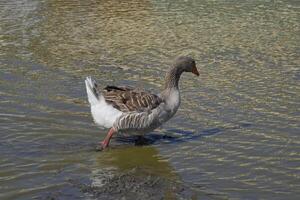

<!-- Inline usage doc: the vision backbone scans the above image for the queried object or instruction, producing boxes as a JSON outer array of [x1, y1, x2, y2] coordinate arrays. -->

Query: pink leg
[[99, 128, 116, 150]]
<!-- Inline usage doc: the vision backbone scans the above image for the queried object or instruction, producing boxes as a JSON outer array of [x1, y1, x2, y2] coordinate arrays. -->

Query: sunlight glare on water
[[0, 0, 299, 199]]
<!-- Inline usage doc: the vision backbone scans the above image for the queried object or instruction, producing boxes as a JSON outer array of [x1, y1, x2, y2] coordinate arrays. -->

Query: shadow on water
[[115, 123, 252, 146]]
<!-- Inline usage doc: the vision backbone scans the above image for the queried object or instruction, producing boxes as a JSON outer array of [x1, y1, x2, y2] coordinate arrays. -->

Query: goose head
[[164, 56, 199, 89]]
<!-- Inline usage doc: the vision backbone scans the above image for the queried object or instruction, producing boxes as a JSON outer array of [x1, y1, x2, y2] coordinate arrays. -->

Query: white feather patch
[[91, 96, 123, 128]]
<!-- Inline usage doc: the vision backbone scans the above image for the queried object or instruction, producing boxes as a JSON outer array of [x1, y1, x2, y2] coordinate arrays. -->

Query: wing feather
[[99, 85, 162, 113]]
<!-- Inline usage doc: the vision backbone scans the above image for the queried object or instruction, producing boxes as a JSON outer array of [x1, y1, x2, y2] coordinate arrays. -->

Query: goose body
[[85, 56, 199, 149]]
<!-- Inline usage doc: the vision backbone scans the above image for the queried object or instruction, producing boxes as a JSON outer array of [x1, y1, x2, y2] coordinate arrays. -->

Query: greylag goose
[[85, 56, 199, 150]]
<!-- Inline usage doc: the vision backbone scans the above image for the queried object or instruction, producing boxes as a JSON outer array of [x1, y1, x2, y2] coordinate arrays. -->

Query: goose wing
[[101, 85, 163, 113]]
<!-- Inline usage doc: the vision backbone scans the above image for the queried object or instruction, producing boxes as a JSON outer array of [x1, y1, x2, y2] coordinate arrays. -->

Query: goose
[[85, 56, 199, 150]]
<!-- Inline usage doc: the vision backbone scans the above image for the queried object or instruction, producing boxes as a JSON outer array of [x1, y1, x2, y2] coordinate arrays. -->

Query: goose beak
[[192, 66, 199, 76]]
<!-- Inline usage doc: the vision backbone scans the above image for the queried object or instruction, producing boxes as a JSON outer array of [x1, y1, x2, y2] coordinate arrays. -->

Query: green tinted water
[[0, 0, 299, 199]]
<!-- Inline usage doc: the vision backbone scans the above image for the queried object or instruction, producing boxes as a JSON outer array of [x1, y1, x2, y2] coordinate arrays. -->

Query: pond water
[[0, 0, 299, 199]]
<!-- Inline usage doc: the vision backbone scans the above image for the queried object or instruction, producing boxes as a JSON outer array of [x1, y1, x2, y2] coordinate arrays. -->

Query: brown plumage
[[100, 85, 163, 113]]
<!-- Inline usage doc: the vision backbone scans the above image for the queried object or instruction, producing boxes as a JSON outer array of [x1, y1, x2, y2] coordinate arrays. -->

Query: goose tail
[[85, 77, 102, 106]]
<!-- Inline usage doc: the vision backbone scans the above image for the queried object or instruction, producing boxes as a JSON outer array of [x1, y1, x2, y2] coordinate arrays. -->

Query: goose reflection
[[94, 146, 176, 179], [86, 146, 180, 199]]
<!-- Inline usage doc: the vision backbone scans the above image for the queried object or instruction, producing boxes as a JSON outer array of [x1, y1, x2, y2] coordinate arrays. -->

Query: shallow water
[[0, 0, 299, 199]]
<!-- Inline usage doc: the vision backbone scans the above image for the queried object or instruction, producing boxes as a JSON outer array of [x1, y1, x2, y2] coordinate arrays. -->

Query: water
[[1, 0, 299, 199]]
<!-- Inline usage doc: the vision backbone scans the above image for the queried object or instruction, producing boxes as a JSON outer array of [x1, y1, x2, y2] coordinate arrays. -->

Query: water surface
[[0, 0, 299, 199]]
